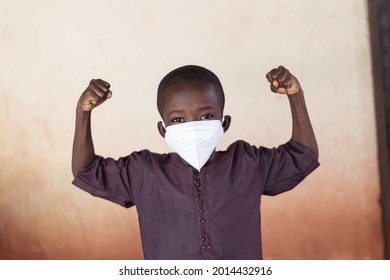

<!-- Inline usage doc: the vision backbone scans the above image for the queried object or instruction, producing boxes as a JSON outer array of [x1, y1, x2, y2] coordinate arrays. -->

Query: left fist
[[266, 66, 302, 95]]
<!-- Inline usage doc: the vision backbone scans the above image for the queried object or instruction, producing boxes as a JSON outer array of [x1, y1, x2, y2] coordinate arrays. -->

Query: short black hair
[[157, 65, 225, 117]]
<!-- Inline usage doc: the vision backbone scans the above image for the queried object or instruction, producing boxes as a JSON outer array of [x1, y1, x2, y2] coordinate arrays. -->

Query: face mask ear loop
[[221, 116, 225, 124]]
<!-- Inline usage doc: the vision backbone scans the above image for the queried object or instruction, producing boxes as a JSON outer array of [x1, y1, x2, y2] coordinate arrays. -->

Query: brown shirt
[[72, 140, 319, 259]]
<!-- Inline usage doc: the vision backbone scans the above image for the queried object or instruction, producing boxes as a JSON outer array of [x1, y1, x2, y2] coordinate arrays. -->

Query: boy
[[72, 65, 319, 260]]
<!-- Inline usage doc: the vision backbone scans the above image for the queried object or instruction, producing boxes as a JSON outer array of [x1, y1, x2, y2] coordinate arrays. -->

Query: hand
[[266, 66, 302, 95], [78, 79, 112, 111]]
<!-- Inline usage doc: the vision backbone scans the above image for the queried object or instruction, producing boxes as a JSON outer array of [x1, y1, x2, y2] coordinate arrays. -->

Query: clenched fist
[[78, 79, 112, 111], [266, 66, 302, 95]]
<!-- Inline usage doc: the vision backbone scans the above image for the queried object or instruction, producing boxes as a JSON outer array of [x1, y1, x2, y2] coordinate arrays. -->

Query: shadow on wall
[[0, 151, 143, 259]]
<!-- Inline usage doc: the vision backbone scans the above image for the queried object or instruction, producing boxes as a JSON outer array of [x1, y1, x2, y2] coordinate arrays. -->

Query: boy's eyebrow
[[167, 106, 217, 118], [198, 106, 215, 111], [167, 109, 185, 117]]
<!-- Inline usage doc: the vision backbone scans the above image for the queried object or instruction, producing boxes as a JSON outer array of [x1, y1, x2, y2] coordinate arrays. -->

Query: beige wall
[[0, 0, 384, 259]]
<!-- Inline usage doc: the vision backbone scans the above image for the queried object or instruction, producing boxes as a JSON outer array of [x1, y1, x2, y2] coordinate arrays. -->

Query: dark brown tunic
[[73, 140, 319, 259]]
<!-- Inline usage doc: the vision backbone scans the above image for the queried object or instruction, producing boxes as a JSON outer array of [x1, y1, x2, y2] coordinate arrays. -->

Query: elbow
[[308, 138, 319, 161], [72, 168, 77, 179], [71, 163, 81, 179], [315, 151, 319, 161], [312, 145, 319, 161]]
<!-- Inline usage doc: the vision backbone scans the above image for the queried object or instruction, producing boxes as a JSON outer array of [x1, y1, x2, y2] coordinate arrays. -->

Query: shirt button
[[201, 245, 206, 250], [201, 237, 205, 241], [198, 190, 202, 195], [207, 245, 211, 250], [201, 219, 206, 223], [199, 209, 204, 213], [198, 199, 203, 204]]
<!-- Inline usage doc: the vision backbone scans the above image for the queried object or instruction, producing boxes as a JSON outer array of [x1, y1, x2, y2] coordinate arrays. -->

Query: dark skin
[[266, 66, 319, 159], [156, 81, 231, 135], [72, 66, 318, 177], [72, 79, 112, 177]]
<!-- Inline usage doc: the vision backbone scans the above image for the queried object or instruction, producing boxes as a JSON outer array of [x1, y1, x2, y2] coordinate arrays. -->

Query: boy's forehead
[[161, 82, 221, 112], [165, 82, 219, 103]]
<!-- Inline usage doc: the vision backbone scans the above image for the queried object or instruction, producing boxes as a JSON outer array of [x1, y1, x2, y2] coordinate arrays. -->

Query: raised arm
[[72, 79, 112, 177], [266, 66, 319, 159]]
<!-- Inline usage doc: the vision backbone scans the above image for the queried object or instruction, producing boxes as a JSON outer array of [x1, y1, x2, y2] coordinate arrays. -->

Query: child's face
[[161, 82, 223, 126], [157, 81, 231, 137]]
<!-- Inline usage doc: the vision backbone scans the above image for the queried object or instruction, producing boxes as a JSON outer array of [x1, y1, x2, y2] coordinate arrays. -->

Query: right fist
[[78, 79, 112, 111]]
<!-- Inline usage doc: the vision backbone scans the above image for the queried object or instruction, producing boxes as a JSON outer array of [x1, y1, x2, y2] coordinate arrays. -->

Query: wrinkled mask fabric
[[164, 120, 224, 170]]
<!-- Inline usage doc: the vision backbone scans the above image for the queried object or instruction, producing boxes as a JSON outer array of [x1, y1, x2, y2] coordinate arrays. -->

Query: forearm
[[72, 107, 96, 177], [288, 92, 319, 159]]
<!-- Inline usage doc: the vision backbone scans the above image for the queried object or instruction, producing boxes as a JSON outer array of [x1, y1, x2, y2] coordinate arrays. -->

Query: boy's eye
[[200, 114, 214, 120], [171, 117, 185, 123]]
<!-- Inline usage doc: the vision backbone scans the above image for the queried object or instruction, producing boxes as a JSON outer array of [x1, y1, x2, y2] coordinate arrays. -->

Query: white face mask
[[164, 119, 224, 171]]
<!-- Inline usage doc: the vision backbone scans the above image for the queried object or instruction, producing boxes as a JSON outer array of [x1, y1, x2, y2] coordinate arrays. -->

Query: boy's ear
[[222, 115, 231, 133], [157, 121, 166, 138]]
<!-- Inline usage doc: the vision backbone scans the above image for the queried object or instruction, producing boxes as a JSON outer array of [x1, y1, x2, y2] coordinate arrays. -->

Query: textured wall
[[0, 0, 384, 259]]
